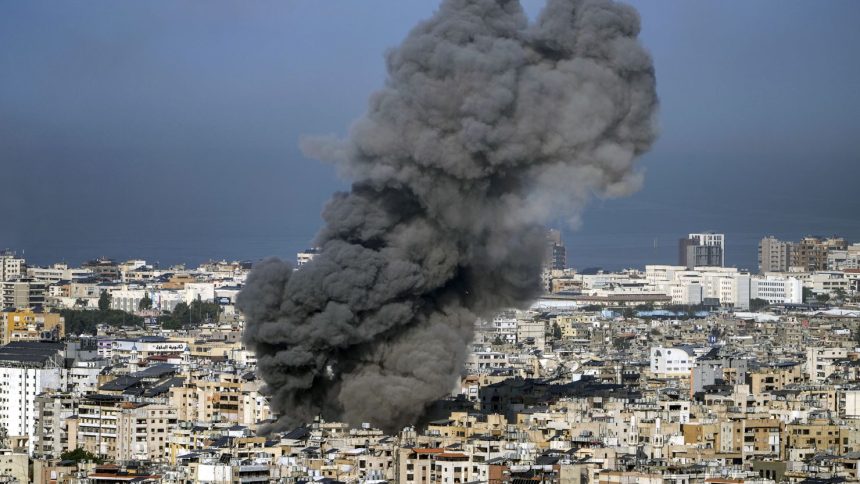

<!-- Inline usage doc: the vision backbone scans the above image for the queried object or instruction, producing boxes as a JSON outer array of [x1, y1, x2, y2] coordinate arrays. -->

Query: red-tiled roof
[[412, 448, 444, 454]]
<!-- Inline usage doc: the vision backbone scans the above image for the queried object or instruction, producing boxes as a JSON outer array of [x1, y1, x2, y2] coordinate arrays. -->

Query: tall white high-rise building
[[679, 233, 725, 269], [0, 250, 25, 282], [0, 342, 65, 453], [688, 233, 725, 266]]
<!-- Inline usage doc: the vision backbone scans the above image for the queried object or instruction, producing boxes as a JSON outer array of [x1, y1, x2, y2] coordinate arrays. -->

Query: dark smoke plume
[[237, 0, 658, 432]]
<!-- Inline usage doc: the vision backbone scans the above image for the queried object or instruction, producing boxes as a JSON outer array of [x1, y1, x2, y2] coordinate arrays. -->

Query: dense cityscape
[[4, 0, 860, 481], [0, 231, 857, 482]]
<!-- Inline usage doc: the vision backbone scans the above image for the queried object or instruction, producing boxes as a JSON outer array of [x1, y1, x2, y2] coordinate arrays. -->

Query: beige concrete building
[[807, 347, 848, 383], [115, 403, 177, 462], [77, 396, 177, 463], [33, 393, 77, 459], [0, 450, 29, 483], [170, 372, 269, 427], [77, 396, 124, 459]]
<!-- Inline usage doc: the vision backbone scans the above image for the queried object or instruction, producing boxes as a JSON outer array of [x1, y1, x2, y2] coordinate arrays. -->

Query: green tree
[[802, 287, 814, 303], [60, 447, 103, 464], [816, 293, 831, 304], [161, 302, 189, 330], [189, 297, 221, 324], [833, 288, 848, 303], [160, 299, 222, 329], [138, 293, 153, 311], [161, 318, 183, 330], [551, 322, 562, 340], [749, 298, 770, 312], [98, 290, 112, 311], [60, 309, 144, 335]]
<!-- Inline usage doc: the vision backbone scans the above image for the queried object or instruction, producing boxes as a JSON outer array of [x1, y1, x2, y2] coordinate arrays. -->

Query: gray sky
[[2, 0, 859, 270]]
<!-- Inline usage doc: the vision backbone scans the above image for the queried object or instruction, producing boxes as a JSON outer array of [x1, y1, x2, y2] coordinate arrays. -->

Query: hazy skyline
[[3, 0, 859, 270]]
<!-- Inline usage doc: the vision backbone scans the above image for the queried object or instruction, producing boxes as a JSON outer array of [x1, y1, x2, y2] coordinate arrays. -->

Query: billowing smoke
[[237, 0, 657, 433]]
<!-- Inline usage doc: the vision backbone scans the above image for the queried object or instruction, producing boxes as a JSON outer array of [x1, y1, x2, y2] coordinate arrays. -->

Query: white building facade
[[0, 344, 65, 452], [650, 347, 694, 376], [689, 233, 726, 266], [0, 252, 25, 282], [644, 265, 750, 309], [751, 275, 803, 304]]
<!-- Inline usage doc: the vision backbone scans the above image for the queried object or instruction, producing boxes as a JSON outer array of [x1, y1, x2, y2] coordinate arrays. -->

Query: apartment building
[[0, 451, 28, 484], [680, 233, 725, 268], [0, 251, 25, 282], [27, 264, 93, 284], [701, 268, 750, 310], [397, 448, 487, 484], [828, 243, 860, 270], [0, 342, 65, 452], [784, 419, 849, 460], [170, 372, 265, 426], [0, 308, 64, 344], [76, 395, 124, 459], [808, 271, 851, 296], [0, 278, 46, 309], [807, 347, 848, 383], [758, 236, 792, 273], [748, 363, 803, 394], [115, 404, 177, 462], [793, 236, 847, 272], [33, 393, 77, 459]]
